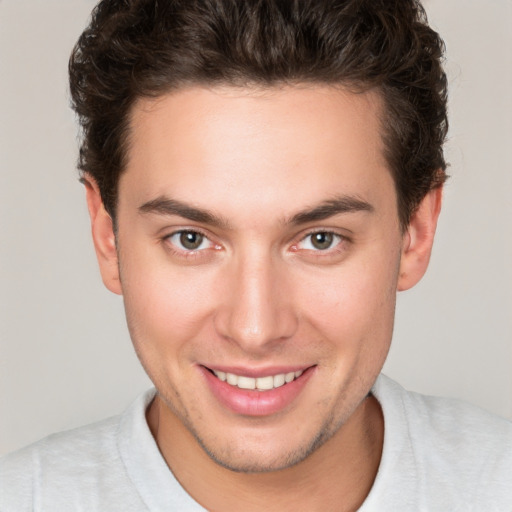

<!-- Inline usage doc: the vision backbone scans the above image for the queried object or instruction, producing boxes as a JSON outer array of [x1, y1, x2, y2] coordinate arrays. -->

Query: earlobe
[[83, 175, 122, 295], [397, 186, 443, 291]]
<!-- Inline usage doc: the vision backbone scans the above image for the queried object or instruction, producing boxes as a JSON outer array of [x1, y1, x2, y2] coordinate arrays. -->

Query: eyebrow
[[288, 195, 374, 225], [138, 194, 374, 228], [139, 197, 231, 229]]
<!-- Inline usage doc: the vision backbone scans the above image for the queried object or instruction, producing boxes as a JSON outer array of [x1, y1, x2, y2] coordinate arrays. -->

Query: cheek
[[297, 248, 400, 352], [119, 251, 218, 356]]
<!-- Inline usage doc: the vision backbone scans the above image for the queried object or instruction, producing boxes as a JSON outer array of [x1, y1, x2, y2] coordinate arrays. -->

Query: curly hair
[[69, 0, 448, 228]]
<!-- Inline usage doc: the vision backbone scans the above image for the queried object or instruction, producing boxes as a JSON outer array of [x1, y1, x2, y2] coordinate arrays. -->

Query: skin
[[85, 85, 442, 511]]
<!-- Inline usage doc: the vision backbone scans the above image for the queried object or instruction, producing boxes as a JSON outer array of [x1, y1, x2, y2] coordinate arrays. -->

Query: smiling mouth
[[208, 369, 305, 391]]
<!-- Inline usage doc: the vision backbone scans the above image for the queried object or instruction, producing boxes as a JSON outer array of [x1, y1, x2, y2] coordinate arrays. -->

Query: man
[[1, 0, 511, 510]]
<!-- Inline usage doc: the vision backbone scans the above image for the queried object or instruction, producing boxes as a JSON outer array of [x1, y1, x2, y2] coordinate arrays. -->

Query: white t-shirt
[[1, 374, 511, 511]]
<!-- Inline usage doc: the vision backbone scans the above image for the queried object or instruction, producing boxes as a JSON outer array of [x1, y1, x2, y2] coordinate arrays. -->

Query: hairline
[[105, 79, 412, 232]]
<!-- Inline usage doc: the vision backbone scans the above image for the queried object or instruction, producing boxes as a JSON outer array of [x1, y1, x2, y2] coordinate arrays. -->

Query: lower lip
[[200, 366, 315, 417]]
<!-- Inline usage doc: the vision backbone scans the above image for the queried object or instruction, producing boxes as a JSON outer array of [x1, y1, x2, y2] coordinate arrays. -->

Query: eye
[[298, 231, 342, 251], [167, 230, 213, 251]]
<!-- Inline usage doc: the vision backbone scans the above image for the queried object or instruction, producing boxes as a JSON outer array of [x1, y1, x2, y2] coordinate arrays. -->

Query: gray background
[[1, 0, 511, 456]]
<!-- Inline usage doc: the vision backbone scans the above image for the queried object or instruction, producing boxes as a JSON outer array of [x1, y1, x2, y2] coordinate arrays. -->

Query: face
[[90, 85, 434, 473]]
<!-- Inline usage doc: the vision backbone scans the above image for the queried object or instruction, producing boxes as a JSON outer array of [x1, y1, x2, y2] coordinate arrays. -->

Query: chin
[[187, 415, 340, 474]]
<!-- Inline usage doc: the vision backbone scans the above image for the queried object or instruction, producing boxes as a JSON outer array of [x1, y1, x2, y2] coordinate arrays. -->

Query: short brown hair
[[69, 0, 448, 227]]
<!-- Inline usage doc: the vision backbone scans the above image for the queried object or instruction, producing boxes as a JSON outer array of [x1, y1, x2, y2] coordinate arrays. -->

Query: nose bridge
[[215, 244, 296, 350]]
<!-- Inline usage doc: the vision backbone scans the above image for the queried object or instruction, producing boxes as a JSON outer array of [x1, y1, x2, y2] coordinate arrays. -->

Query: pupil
[[180, 231, 202, 250], [312, 232, 333, 250]]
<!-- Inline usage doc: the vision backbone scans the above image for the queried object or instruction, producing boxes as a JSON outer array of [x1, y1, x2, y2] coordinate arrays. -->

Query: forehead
[[122, 84, 394, 221]]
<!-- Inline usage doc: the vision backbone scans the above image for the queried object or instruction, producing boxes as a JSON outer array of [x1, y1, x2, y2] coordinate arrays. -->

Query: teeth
[[212, 369, 305, 391], [256, 376, 274, 390], [237, 376, 256, 390], [273, 373, 285, 388]]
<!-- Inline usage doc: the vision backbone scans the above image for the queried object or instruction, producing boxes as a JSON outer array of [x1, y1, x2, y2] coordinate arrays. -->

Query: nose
[[214, 249, 298, 353]]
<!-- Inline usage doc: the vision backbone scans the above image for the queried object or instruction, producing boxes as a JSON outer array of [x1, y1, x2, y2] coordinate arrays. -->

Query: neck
[[147, 395, 384, 512]]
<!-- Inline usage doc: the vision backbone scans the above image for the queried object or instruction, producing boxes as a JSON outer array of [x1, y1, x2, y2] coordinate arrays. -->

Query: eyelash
[[162, 229, 219, 260], [162, 229, 349, 260], [292, 230, 346, 254]]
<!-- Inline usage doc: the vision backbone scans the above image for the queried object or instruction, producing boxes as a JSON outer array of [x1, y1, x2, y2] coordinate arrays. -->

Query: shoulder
[[2, 411, 121, 462], [0, 414, 121, 509], [0, 390, 157, 512], [370, 375, 512, 509], [376, 374, 512, 455]]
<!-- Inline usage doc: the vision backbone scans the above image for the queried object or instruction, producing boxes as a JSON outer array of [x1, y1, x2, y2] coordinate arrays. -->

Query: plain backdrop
[[1, 0, 511, 456]]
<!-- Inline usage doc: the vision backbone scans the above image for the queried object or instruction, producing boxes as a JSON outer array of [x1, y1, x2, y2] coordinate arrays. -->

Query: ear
[[397, 186, 443, 291], [83, 175, 122, 295]]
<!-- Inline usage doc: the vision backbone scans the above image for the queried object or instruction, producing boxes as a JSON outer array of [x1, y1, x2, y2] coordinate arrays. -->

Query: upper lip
[[201, 364, 314, 378]]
